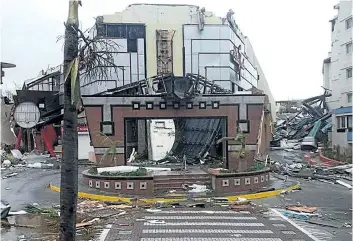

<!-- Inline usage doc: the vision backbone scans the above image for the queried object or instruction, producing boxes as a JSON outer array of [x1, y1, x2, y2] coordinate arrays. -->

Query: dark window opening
[[127, 39, 138, 52], [107, 24, 126, 38]]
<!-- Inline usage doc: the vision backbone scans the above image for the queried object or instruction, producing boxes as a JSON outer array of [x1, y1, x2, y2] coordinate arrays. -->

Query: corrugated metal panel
[[171, 118, 222, 160]]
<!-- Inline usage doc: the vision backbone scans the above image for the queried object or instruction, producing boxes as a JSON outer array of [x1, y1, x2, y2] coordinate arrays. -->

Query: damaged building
[[81, 4, 274, 168], [322, 0, 352, 151], [10, 4, 276, 167]]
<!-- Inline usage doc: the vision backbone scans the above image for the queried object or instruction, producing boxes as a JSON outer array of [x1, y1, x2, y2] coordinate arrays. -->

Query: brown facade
[[83, 95, 270, 171], [82, 169, 271, 196], [212, 170, 271, 195], [83, 173, 154, 197]]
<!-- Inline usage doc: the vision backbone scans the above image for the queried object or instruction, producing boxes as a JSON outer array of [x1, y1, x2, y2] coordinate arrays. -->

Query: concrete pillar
[[146, 120, 153, 160], [137, 119, 147, 155]]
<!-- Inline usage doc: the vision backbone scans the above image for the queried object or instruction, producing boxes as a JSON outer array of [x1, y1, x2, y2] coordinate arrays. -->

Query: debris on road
[[1, 200, 11, 219], [335, 180, 352, 189], [229, 204, 251, 211], [108, 204, 133, 209], [187, 203, 206, 208], [307, 218, 345, 228], [77, 200, 104, 212], [2, 160, 12, 168], [23, 204, 59, 218], [8, 210, 27, 215], [286, 205, 317, 213], [232, 197, 250, 205], [283, 210, 319, 221], [76, 218, 100, 228]]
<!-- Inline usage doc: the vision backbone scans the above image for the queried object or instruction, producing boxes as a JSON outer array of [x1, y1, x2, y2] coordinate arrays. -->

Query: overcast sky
[[1, 0, 337, 100]]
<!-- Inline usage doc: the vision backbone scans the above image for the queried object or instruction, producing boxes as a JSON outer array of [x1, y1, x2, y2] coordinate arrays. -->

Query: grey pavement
[[1, 168, 60, 210], [258, 149, 353, 241], [100, 208, 320, 241]]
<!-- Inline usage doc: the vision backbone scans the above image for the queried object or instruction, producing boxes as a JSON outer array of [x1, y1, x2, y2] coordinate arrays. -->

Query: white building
[[323, 0, 352, 150], [82, 4, 275, 117], [79, 4, 276, 160]]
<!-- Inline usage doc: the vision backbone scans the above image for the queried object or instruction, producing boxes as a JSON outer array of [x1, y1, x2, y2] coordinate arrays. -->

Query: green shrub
[[88, 166, 98, 174], [100, 167, 147, 177]]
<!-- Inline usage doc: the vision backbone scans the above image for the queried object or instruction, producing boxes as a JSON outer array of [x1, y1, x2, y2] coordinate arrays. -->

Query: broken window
[[107, 24, 126, 38], [337, 116, 346, 129], [127, 39, 138, 52], [96, 23, 107, 37]]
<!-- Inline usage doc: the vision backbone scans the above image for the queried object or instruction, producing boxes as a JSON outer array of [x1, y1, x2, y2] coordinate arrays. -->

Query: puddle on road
[[1, 214, 95, 241]]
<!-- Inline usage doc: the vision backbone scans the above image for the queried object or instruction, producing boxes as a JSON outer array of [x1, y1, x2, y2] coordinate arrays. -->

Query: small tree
[[216, 126, 248, 159]]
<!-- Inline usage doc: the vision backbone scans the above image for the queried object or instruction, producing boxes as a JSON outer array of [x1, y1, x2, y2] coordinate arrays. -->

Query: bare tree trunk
[[60, 1, 79, 240]]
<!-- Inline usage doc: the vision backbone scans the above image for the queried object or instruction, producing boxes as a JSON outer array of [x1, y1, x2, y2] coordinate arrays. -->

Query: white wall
[[78, 132, 94, 160], [183, 24, 258, 92], [148, 119, 175, 161], [244, 37, 276, 120], [324, 0, 352, 110], [323, 0, 353, 150]]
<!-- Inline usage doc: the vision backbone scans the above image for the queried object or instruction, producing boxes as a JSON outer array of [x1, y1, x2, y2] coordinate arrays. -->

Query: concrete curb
[[48, 182, 300, 203]]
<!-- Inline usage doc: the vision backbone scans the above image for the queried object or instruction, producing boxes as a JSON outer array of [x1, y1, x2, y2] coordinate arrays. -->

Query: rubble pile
[[1, 148, 60, 182], [276, 203, 352, 229], [271, 154, 352, 186], [271, 91, 332, 150]]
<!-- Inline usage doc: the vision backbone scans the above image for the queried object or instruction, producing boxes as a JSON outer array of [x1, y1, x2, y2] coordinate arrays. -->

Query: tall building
[[81, 4, 276, 119], [323, 0, 352, 150]]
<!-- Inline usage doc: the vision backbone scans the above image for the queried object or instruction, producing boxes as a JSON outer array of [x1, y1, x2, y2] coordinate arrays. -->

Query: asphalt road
[[1, 168, 60, 210], [256, 150, 353, 241], [1, 150, 352, 241]]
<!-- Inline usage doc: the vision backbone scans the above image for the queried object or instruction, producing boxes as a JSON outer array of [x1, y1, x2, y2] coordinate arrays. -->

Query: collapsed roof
[[101, 73, 234, 162]]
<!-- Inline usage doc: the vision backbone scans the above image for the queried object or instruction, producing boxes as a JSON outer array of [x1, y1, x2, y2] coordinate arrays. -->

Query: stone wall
[[82, 172, 154, 197], [211, 169, 270, 195]]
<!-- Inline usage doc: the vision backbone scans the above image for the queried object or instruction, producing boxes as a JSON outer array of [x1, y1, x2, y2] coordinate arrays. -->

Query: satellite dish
[[14, 101, 40, 129]]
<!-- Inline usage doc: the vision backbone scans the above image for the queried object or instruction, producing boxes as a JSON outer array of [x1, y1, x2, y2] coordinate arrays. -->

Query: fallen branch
[[76, 218, 99, 228]]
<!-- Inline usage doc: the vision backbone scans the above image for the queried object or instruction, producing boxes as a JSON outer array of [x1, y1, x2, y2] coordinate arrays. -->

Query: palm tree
[[60, 1, 81, 240], [60, 2, 120, 239]]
